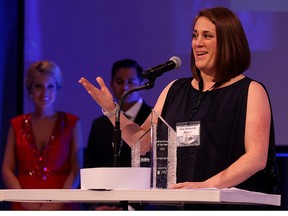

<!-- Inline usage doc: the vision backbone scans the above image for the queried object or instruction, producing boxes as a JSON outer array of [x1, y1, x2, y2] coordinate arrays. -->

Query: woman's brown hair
[[191, 7, 251, 82]]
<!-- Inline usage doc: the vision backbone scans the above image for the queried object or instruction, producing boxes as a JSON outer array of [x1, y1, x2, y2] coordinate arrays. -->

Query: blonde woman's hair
[[25, 61, 62, 94]]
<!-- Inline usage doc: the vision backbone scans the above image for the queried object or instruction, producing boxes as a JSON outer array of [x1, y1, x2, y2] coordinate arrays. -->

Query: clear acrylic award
[[131, 109, 177, 189]]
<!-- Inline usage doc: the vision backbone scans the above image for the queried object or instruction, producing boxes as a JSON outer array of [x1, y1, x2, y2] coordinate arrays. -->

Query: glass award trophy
[[131, 109, 177, 189], [131, 128, 151, 168]]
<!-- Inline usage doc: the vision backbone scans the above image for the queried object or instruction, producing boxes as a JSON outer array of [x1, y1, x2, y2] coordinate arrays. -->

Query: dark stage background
[[23, 0, 288, 147]]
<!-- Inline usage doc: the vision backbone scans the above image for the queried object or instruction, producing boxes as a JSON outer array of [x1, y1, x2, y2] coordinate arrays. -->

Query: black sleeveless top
[[159, 77, 280, 194]]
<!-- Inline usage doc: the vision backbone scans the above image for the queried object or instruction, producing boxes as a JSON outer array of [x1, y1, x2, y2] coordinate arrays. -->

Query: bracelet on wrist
[[102, 102, 118, 117]]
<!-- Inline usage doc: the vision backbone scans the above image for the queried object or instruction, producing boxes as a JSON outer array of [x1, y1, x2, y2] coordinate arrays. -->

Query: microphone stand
[[113, 79, 155, 167]]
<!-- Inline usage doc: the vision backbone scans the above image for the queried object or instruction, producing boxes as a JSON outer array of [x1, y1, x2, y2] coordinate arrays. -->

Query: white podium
[[0, 188, 281, 207]]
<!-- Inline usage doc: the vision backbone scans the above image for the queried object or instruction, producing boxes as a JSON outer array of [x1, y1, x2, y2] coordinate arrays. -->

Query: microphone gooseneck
[[113, 56, 181, 167]]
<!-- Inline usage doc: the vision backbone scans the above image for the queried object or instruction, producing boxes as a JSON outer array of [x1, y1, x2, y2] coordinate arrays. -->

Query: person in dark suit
[[84, 58, 152, 168], [83, 59, 152, 210]]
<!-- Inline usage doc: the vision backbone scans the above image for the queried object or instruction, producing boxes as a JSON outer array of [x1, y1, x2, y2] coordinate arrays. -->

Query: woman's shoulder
[[10, 113, 31, 124], [230, 76, 270, 102], [163, 77, 192, 92], [172, 77, 193, 85], [237, 76, 268, 93], [248, 79, 269, 99]]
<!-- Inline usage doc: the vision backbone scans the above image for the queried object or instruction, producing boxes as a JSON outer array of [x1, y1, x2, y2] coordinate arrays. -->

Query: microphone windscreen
[[169, 56, 182, 69]]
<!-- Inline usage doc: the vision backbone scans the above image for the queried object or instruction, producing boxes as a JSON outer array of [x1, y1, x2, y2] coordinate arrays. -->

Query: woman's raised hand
[[79, 77, 115, 112]]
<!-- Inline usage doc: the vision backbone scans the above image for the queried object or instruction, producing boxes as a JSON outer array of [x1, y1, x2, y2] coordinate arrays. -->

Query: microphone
[[141, 56, 182, 80]]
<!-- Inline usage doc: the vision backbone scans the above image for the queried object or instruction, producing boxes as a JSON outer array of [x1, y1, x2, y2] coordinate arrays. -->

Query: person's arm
[[63, 120, 83, 189], [2, 126, 22, 189], [170, 81, 271, 189], [2, 126, 45, 210], [79, 77, 175, 154], [120, 80, 175, 154]]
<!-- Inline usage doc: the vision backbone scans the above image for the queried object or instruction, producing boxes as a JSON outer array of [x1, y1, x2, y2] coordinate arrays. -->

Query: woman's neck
[[32, 107, 57, 119], [199, 71, 218, 91]]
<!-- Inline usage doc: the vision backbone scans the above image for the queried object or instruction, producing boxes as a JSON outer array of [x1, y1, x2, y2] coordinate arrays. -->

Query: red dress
[[10, 112, 79, 210]]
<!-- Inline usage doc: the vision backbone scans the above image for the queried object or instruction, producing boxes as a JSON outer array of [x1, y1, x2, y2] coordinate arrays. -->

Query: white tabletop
[[0, 187, 281, 206]]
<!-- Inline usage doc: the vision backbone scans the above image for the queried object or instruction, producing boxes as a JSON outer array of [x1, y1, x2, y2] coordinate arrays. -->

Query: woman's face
[[30, 74, 57, 109], [192, 16, 217, 75]]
